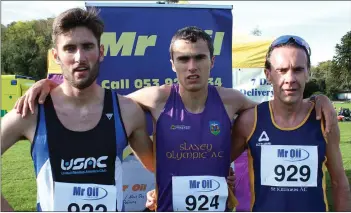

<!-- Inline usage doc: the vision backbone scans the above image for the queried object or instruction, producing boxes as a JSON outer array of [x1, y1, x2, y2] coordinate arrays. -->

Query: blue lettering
[[202, 180, 207, 188], [260, 78, 267, 85], [297, 149, 301, 158], [277, 149, 288, 158], [290, 149, 296, 158], [189, 180, 200, 188], [73, 187, 82, 196], [239, 89, 273, 97], [87, 187, 92, 196]]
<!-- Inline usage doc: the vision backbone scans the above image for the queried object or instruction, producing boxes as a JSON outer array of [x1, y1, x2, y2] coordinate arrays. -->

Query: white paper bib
[[53, 182, 117, 211], [260, 145, 318, 187], [172, 176, 228, 211]]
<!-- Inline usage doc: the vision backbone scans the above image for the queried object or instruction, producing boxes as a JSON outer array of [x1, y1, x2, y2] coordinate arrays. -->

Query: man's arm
[[217, 87, 258, 116], [1, 108, 37, 211], [126, 85, 169, 112], [324, 120, 351, 211], [230, 107, 256, 162], [312, 95, 338, 134], [119, 96, 155, 172]]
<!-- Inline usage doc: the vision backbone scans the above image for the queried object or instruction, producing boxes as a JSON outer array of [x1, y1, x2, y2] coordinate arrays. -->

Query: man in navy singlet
[[230, 35, 351, 211], [1, 8, 154, 211]]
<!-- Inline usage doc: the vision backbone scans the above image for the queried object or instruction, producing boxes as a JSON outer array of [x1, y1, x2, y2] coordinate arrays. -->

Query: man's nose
[[285, 70, 297, 84], [187, 58, 197, 72], [74, 48, 87, 63]]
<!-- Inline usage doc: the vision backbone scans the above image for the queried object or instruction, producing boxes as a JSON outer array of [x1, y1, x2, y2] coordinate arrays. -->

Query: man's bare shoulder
[[234, 106, 256, 138], [216, 86, 244, 106], [2, 105, 38, 142], [142, 84, 171, 103], [126, 84, 171, 109], [118, 94, 142, 115]]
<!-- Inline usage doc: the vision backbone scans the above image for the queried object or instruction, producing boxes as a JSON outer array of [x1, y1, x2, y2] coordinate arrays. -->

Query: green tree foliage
[[331, 31, 351, 91], [308, 31, 351, 99], [1, 18, 54, 80]]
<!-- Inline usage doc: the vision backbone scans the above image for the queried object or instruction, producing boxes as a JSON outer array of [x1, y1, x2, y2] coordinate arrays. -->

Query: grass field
[[1, 103, 351, 211]]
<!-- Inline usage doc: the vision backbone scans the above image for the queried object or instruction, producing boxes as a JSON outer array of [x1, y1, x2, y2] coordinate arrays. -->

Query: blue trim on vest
[[32, 104, 49, 177], [112, 90, 128, 211], [112, 90, 127, 163], [36, 203, 42, 211]]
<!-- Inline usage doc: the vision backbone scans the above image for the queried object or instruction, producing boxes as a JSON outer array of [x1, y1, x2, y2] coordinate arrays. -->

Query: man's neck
[[179, 85, 208, 114], [270, 98, 310, 128], [56, 81, 104, 107]]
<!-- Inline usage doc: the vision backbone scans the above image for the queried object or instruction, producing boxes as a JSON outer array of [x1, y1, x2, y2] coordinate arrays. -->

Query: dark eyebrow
[[176, 54, 207, 61], [62, 44, 76, 50], [81, 42, 95, 46], [63, 42, 95, 48], [292, 66, 305, 71]]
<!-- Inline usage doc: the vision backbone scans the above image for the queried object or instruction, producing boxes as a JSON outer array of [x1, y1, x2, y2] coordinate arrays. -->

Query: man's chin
[[72, 79, 96, 90], [281, 96, 301, 105]]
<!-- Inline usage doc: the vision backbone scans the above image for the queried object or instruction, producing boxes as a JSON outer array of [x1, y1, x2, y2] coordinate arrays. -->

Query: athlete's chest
[[54, 105, 104, 131], [157, 109, 231, 154]]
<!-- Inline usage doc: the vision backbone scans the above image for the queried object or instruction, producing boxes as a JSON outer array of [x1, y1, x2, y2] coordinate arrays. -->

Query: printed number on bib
[[260, 145, 318, 187], [274, 164, 311, 182], [172, 176, 228, 211], [185, 195, 219, 211], [68, 203, 107, 212]]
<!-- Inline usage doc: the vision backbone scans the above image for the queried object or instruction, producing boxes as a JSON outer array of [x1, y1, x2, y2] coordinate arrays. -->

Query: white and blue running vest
[[31, 89, 127, 211]]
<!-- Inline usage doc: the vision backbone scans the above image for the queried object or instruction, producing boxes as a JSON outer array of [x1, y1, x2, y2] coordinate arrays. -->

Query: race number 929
[[185, 195, 219, 211], [274, 164, 311, 182]]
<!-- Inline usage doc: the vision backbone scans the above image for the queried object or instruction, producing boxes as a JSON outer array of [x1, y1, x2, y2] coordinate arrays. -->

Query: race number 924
[[185, 195, 219, 211]]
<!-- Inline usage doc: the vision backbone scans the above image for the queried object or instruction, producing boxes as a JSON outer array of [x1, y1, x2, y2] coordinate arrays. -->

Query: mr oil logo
[[277, 148, 310, 162], [73, 186, 108, 200], [189, 179, 220, 192]]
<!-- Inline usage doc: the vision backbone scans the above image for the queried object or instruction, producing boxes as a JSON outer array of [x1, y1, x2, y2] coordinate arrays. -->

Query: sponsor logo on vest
[[73, 186, 108, 200], [257, 131, 271, 146], [170, 125, 191, 130], [61, 156, 108, 175], [277, 148, 310, 162], [209, 121, 220, 136], [105, 113, 113, 120], [189, 179, 220, 192]]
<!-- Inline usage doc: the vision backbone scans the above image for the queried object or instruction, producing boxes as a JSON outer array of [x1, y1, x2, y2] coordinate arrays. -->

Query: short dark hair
[[169, 26, 214, 59], [265, 41, 311, 70], [52, 7, 104, 46]]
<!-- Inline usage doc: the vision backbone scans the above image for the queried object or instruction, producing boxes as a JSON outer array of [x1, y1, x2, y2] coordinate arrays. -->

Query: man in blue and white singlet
[[1, 8, 154, 211], [230, 35, 351, 211]]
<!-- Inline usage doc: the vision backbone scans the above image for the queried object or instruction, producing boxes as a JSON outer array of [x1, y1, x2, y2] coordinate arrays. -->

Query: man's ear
[[99, 44, 105, 62], [264, 69, 271, 84], [52, 48, 60, 64], [306, 68, 310, 82], [170, 59, 176, 73], [210, 56, 215, 69]]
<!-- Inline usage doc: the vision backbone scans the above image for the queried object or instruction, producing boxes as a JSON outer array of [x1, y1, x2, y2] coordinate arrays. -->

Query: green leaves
[[1, 19, 53, 80]]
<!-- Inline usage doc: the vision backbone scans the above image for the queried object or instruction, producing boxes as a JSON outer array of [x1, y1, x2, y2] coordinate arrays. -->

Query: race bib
[[172, 176, 228, 211], [261, 145, 318, 187], [54, 182, 117, 211]]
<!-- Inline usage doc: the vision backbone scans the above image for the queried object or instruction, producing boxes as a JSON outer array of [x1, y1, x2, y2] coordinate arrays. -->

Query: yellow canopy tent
[[232, 34, 274, 68], [47, 50, 61, 74]]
